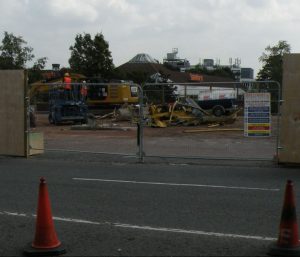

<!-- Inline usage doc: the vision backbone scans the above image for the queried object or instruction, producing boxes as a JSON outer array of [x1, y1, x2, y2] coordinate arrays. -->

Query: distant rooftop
[[129, 53, 158, 64]]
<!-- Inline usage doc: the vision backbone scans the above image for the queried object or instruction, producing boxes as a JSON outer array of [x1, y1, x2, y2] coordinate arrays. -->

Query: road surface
[[0, 153, 299, 256]]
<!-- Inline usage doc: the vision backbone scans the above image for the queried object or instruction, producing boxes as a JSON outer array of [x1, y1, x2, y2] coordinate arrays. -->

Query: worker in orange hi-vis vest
[[80, 81, 88, 102], [63, 73, 72, 100]]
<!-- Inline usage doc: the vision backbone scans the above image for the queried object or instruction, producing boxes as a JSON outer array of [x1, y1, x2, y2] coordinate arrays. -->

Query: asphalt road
[[0, 153, 300, 256]]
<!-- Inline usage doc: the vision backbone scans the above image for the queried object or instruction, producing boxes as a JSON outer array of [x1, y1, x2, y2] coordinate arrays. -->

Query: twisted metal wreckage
[[78, 98, 241, 130], [148, 98, 240, 128]]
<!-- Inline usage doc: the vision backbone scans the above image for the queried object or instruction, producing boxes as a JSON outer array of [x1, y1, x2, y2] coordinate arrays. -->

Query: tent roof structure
[[128, 53, 158, 64]]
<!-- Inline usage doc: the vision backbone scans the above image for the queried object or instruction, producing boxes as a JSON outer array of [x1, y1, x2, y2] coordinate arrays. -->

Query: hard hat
[[65, 73, 70, 77]]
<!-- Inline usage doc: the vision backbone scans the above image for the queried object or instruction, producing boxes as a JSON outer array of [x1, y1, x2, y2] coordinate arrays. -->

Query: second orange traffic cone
[[24, 177, 66, 256], [268, 180, 300, 256]]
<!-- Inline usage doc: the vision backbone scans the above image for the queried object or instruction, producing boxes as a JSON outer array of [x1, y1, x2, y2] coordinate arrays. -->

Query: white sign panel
[[244, 93, 271, 137]]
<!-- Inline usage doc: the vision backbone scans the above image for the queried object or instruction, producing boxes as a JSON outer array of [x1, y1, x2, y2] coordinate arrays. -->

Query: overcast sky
[[0, 0, 299, 75]]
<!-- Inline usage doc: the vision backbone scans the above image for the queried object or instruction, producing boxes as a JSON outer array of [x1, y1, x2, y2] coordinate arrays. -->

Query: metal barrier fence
[[29, 81, 281, 162], [29, 82, 144, 158], [140, 81, 281, 162]]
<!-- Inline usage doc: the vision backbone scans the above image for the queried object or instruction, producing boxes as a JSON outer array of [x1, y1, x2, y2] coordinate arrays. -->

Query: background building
[[163, 48, 190, 71], [200, 57, 255, 82], [240, 68, 254, 81]]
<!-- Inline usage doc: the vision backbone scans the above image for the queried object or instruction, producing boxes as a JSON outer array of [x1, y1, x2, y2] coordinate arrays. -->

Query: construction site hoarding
[[0, 70, 28, 157], [279, 54, 300, 164]]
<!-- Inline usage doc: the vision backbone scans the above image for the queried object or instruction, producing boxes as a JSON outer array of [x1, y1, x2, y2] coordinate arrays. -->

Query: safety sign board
[[244, 93, 271, 137]]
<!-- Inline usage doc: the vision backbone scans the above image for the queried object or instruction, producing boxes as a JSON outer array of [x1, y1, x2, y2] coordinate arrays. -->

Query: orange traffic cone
[[268, 180, 300, 256], [24, 177, 66, 256]]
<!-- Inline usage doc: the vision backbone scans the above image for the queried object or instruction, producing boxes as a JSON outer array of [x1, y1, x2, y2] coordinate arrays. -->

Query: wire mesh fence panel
[[141, 81, 280, 160], [29, 82, 141, 156], [28, 79, 280, 161]]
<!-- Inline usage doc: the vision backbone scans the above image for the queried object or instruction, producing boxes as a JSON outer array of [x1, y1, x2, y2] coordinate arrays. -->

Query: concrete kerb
[[24, 150, 277, 168]]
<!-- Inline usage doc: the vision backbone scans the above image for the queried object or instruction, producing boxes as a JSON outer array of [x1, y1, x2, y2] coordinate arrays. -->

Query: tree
[[32, 57, 48, 70], [257, 40, 290, 114], [188, 64, 235, 80], [257, 40, 291, 84], [28, 57, 48, 83], [69, 33, 114, 78], [0, 31, 35, 69]]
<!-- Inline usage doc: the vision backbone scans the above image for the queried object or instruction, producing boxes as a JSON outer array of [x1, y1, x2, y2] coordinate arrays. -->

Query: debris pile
[[71, 104, 137, 131], [147, 98, 240, 128], [71, 98, 241, 130]]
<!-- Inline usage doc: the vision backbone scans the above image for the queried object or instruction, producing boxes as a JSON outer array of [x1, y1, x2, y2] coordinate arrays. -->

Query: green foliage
[[111, 67, 128, 81], [257, 40, 291, 84], [69, 33, 114, 78], [0, 31, 35, 69], [0, 31, 48, 83], [113, 68, 176, 104], [32, 57, 48, 70], [256, 40, 290, 113], [188, 65, 235, 79], [213, 67, 236, 79], [143, 73, 176, 104], [143, 84, 176, 104], [28, 57, 48, 83], [127, 71, 149, 84]]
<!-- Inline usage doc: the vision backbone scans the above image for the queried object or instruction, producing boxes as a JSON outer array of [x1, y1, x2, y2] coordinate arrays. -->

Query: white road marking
[[114, 223, 276, 241], [169, 163, 189, 166], [72, 178, 280, 192], [2, 211, 27, 217], [0, 210, 276, 242], [52, 216, 109, 225]]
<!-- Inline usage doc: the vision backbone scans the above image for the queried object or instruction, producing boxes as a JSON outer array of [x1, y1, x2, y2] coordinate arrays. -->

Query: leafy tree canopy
[[69, 33, 114, 78], [0, 31, 35, 69], [28, 57, 48, 83], [257, 40, 291, 84], [188, 65, 235, 80], [32, 57, 48, 70]]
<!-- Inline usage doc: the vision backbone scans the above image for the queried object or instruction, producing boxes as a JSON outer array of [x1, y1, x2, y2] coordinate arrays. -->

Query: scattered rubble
[[70, 98, 241, 130], [147, 98, 241, 128], [71, 109, 132, 131]]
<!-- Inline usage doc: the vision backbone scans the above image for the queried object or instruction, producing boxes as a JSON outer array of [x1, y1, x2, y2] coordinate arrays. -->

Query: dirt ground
[[34, 113, 253, 137], [31, 114, 278, 160]]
